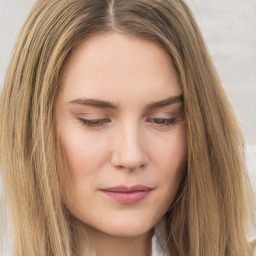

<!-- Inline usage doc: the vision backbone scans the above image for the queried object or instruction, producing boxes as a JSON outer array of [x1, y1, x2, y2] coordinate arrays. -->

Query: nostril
[[114, 162, 146, 171]]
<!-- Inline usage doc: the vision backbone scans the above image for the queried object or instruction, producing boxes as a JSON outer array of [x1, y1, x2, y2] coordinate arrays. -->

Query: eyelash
[[147, 117, 177, 126], [78, 117, 177, 128], [78, 118, 109, 127]]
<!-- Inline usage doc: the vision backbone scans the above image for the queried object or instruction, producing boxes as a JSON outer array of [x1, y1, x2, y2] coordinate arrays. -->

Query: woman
[[0, 0, 255, 255]]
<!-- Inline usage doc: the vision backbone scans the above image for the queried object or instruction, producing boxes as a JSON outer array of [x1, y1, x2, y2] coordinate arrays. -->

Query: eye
[[78, 118, 110, 128], [147, 117, 177, 126]]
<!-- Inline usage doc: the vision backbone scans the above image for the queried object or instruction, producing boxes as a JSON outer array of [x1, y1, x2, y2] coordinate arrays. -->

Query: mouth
[[99, 185, 153, 204]]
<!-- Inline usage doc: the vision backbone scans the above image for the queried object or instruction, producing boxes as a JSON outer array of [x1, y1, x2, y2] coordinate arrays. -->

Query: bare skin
[[56, 32, 187, 256], [77, 224, 154, 256]]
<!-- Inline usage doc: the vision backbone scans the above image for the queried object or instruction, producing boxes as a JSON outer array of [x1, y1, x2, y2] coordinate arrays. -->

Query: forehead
[[60, 32, 181, 104]]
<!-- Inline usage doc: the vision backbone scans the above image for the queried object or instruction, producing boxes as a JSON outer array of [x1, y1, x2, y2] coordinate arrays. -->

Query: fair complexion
[[56, 32, 187, 256]]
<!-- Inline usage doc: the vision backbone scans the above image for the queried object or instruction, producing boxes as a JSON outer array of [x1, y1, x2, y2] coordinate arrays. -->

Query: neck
[[77, 225, 154, 256]]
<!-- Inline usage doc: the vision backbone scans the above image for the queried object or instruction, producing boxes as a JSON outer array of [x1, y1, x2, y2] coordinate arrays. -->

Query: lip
[[100, 185, 153, 204]]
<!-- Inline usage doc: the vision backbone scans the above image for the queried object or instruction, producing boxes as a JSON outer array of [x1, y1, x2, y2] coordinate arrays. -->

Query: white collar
[[151, 218, 168, 256]]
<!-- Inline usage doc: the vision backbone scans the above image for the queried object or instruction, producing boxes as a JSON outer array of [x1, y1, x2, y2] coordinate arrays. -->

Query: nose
[[110, 122, 149, 171]]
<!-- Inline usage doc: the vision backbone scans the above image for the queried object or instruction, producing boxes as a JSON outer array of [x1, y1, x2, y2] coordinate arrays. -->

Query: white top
[[152, 218, 168, 256]]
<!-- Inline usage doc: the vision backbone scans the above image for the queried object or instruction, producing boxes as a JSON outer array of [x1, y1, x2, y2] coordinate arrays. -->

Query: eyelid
[[147, 111, 175, 118], [147, 105, 184, 118], [78, 112, 109, 118]]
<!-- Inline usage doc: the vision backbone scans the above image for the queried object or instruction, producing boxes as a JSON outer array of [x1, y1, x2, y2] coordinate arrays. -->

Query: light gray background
[[0, 0, 256, 254]]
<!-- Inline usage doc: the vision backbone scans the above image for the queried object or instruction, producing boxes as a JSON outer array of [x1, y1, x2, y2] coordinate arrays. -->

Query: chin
[[93, 214, 158, 238], [108, 226, 152, 238]]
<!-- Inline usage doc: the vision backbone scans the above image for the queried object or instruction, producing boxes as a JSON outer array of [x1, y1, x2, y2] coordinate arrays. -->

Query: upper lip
[[100, 185, 153, 192]]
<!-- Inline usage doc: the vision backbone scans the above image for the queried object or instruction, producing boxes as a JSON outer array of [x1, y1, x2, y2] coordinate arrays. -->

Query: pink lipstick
[[100, 185, 152, 204]]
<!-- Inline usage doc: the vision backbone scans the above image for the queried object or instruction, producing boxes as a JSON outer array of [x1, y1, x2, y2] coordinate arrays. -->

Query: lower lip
[[100, 190, 151, 204]]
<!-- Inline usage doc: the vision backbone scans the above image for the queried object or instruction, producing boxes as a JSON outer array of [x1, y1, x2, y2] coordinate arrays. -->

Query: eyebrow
[[68, 94, 183, 110], [69, 98, 118, 109]]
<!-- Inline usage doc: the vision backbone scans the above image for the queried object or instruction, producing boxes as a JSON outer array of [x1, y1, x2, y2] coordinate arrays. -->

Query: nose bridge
[[111, 118, 148, 170]]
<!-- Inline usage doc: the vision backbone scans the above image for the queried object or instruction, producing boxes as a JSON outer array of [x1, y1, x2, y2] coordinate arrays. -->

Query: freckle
[[165, 139, 168, 142]]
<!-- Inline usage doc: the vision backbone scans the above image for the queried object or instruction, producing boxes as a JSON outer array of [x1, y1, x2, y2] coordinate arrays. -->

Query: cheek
[[153, 125, 187, 168], [59, 130, 106, 213], [64, 141, 96, 176], [60, 128, 108, 179], [150, 126, 187, 192]]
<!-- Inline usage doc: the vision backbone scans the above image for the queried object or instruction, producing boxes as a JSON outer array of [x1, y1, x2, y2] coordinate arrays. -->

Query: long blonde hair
[[0, 0, 255, 255]]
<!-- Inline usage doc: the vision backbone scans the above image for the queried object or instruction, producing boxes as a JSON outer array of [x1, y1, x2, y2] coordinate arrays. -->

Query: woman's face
[[56, 32, 187, 238]]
